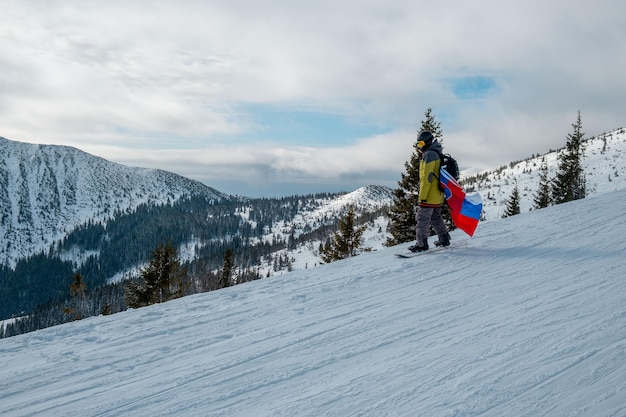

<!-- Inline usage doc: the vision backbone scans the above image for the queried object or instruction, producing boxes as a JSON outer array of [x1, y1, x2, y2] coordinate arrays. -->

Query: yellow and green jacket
[[418, 141, 446, 207]]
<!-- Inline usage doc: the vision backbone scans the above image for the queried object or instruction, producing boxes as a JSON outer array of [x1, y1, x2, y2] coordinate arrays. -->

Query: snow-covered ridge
[[0, 137, 226, 267], [464, 128, 626, 220], [319, 184, 392, 214]]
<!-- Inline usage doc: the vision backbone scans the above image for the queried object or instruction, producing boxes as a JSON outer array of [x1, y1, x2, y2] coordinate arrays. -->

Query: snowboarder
[[408, 130, 451, 252]]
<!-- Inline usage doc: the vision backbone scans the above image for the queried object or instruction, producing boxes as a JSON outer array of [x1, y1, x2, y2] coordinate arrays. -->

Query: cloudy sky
[[2, 1, 625, 197]]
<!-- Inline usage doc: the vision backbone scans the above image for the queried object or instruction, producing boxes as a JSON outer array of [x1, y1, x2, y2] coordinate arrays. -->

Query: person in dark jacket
[[409, 130, 450, 252]]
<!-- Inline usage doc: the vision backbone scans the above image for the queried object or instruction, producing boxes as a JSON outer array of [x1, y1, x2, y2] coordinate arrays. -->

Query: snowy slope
[[1, 188, 624, 416], [466, 128, 626, 220], [0, 137, 226, 267]]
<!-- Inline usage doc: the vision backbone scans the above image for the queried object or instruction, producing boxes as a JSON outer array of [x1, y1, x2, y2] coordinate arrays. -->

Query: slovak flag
[[439, 168, 483, 237]]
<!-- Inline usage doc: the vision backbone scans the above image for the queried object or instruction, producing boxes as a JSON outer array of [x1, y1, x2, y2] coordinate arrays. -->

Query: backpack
[[434, 150, 460, 181]]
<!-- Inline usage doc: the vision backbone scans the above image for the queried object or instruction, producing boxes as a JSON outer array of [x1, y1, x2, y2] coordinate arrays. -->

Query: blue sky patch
[[237, 104, 390, 146], [451, 76, 497, 100]]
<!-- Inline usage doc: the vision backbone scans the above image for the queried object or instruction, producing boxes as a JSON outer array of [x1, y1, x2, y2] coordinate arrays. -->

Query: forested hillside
[[1, 187, 391, 335]]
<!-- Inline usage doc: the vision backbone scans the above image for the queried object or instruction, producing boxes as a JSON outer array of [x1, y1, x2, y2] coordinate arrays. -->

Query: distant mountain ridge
[[0, 136, 226, 267]]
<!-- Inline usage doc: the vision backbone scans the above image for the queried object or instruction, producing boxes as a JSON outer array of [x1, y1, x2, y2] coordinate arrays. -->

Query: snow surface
[[1, 188, 625, 417]]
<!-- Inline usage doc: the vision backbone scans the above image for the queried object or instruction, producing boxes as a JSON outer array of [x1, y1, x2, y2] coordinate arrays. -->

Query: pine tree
[[64, 273, 88, 320], [386, 108, 443, 246], [125, 242, 186, 308], [321, 205, 367, 263], [218, 249, 233, 289], [502, 183, 521, 218], [533, 157, 551, 209], [552, 111, 586, 204]]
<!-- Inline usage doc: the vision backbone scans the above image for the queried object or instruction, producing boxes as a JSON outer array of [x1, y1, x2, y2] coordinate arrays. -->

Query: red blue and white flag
[[439, 168, 482, 237]]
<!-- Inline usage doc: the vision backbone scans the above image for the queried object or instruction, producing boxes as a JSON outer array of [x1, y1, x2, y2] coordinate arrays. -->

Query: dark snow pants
[[415, 206, 448, 243]]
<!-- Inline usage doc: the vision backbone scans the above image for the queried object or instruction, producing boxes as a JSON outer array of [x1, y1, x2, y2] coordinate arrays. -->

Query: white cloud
[[76, 130, 414, 195]]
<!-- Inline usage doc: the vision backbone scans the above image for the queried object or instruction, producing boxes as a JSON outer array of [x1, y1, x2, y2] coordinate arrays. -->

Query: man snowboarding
[[408, 130, 451, 252]]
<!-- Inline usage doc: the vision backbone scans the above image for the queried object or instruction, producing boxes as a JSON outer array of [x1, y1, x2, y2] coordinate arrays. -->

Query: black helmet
[[417, 130, 434, 149]]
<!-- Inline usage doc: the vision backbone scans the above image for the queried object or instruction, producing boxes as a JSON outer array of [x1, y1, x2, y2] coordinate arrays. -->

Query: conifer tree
[[64, 273, 88, 320], [321, 205, 367, 262], [552, 111, 586, 204], [125, 242, 186, 308], [386, 108, 443, 246], [219, 248, 234, 289], [502, 183, 521, 218], [533, 157, 551, 209]]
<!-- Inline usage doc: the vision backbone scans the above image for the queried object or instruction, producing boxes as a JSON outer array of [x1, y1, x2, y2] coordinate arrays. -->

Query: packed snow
[[1, 186, 625, 416]]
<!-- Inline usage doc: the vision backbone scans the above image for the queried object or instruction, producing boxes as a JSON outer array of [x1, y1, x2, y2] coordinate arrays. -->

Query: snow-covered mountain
[[1, 178, 624, 417], [0, 136, 226, 267]]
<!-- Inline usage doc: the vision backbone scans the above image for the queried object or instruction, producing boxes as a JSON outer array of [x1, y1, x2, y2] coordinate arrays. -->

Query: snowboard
[[395, 240, 467, 258]]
